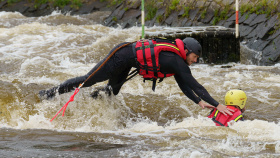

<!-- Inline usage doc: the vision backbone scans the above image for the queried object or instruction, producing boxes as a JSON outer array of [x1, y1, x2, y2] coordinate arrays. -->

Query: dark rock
[[239, 14, 248, 23], [106, 20, 117, 28], [0, 0, 7, 9], [121, 9, 141, 22], [104, 16, 113, 26], [240, 43, 262, 65], [222, 0, 235, 5], [259, 15, 279, 39], [246, 22, 266, 39], [247, 39, 270, 51], [201, 9, 214, 24], [180, 18, 189, 26], [195, 0, 205, 7], [184, 20, 193, 26], [19, 6, 29, 14], [222, 12, 235, 27], [178, 8, 185, 16], [78, 3, 95, 14], [243, 13, 257, 25], [223, 20, 235, 28], [62, 5, 72, 13], [260, 35, 280, 65], [39, 3, 48, 10], [149, 8, 165, 26], [208, 1, 221, 11], [165, 12, 178, 25], [240, 24, 257, 37], [171, 13, 180, 27], [121, 21, 130, 29], [130, 0, 141, 9], [189, 9, 199, 21], [197, 22, 207, 26], [91, 0, 107, 9], [226, 13, 239, 22], [117, 9, 126, 19], [28, 6, 37, 13], [268, 29, 280, 41], [249, 14, 267, 26], [217, 20, 226, 26]]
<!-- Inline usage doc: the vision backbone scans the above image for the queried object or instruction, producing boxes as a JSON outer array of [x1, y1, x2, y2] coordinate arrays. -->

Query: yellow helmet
[[225, 90, 247, 109]]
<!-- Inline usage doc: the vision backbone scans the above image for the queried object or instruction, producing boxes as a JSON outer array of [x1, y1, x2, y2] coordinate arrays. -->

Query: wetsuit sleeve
[[174, 74, 201, 104], [174, 72, 219, 107], [159, 52, 219, 107], [174, 58, 219, 107]]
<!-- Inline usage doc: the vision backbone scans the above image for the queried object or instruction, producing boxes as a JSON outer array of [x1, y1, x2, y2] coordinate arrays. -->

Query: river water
[[0, 11, 279, 158]]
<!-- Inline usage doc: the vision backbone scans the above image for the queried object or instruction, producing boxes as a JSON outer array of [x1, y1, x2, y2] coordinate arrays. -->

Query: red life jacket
[[133, 38, 186, 91], [208, 106, 243, 127]]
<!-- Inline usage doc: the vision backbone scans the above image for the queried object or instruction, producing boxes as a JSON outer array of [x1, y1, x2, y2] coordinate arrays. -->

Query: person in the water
[[39, 37, 234, 115], [208, 89, 247, 127]]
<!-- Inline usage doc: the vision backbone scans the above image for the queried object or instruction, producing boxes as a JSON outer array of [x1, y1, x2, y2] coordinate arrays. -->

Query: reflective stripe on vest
[[210, 108, 243, 127], [136, 44, 180, 51], [234, 114, 243, 122]]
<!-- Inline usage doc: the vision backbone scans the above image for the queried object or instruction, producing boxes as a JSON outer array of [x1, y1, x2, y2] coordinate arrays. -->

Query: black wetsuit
[[40, 42, 219, 107]]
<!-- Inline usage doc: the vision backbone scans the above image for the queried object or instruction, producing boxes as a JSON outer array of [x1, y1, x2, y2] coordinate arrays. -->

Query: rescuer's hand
[[198, 101, 215, 109], [216, 104, 234, 115]]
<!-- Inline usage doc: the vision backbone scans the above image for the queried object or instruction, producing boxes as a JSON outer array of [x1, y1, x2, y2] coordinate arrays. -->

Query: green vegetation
[[211, 5, 230, 25], [201, 8, 207, 19], [182, 6, 190, 18], [156, 14, 164, 23], [107, 0, 122, 7], [165, 0, 180, 18], [169, 0, 179, 11], [70, 0, 82, 9], [212, 10, 219, 25], [3, 0, 83, 9], [240, 0, 278, 16], [7, 0, 20, 3], [145, 0, 158, 21], [112, 16, 117, 22], [51, 0, 70, 8]]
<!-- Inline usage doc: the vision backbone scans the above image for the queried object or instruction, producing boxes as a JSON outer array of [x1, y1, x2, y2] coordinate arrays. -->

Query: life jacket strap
[[211, 110, 225, 126], [234, 114, 243, 122], [141, 41, 148, 74], [148, 40, 158, 91]]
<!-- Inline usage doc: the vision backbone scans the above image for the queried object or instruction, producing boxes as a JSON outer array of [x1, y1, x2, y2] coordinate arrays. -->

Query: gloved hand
[[38, 87, 58, 100]]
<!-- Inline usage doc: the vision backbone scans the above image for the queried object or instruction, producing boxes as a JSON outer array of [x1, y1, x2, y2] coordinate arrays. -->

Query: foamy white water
[[0, 11, 279, 157]]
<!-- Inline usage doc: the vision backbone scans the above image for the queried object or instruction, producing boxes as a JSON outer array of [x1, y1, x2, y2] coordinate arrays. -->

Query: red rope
[[50, 88, 80, 122]]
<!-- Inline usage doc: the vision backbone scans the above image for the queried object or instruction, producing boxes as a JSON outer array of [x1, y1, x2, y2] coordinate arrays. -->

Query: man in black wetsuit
[[39, 37, 234, 115]]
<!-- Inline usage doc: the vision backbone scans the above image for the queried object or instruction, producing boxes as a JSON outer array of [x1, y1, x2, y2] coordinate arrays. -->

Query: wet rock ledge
[[0, 0, 280, 66]]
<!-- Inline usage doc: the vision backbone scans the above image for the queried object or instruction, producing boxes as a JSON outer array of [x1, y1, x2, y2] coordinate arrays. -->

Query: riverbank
[[0, 0, 279, 65]]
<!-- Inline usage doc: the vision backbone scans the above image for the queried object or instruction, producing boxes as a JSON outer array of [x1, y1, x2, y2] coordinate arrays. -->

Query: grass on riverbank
[[2, 0, 83, 9]]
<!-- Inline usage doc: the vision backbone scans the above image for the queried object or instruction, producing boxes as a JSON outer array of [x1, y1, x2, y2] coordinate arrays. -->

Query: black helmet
[[183, 37, 202, 56]]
